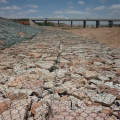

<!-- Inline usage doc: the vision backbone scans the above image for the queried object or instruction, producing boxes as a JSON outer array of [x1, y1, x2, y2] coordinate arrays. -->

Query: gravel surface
[[0, 19, 42, 49]]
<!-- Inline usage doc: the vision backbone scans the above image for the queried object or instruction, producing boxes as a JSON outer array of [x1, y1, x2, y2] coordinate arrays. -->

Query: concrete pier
[[108, 21, 113, 27], [58, 21, 60, 27], [44, 20, 47, 26], [83, 21, 86, 28], [96, 20, 100, 28], [71, 21, 73, 28]]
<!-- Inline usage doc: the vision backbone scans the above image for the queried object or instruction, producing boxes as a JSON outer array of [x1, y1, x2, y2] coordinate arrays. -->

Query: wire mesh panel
[[0, 19, 120, 120]]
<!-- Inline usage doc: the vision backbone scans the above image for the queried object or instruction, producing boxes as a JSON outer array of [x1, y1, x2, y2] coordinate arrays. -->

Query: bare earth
[[53, 27, 120, 50]]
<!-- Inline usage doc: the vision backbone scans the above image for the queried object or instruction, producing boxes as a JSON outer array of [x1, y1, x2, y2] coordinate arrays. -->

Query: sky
[[0, 0, 120, 19]]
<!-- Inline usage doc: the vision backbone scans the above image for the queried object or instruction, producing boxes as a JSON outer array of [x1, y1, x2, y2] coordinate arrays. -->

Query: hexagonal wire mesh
[[0, 19, 120, 120]]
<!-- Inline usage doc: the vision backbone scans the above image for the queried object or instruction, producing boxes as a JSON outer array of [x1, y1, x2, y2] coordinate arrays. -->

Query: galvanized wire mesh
[[0, 19, 120, 120]]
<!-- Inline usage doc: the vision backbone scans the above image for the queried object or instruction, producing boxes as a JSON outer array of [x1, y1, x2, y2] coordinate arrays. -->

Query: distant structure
[[31, 18, 120, 28]]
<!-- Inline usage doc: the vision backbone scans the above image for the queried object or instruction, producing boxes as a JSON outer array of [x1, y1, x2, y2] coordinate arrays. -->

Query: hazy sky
[[0, 0, 120, 19]]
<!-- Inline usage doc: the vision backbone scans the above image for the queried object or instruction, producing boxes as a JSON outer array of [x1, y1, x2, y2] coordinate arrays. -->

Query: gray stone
[[94, 62, 103, 66], [60, 58, 70, 63], [98, 75, 110, 82], [104, 82, 114, 88], [71, 74, 82, 80], [85, 70, 98, 79], [40, 93, 60, 103], [75, 67, 86, 75], [38, 69, 55, 82], [89, 92, 116, 106], [35, 61, 54, 69], [56, 69, 67, 78], [114, 84, 120, 91], [49, 86, 66, 94], [72, 89, 88, 100], [61, 81, 77, 94], [43, 82, 54, 89], [90, 79, 104, 86]]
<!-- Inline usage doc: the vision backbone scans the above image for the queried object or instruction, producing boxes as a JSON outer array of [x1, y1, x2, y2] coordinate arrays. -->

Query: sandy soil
[[51, 27, 120, 50]]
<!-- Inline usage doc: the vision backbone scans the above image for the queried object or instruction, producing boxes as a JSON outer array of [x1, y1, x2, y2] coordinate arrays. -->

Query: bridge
[[30, 18, 120, 28]]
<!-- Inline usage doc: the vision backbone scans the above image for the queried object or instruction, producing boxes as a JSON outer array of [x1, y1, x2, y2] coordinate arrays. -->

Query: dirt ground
[[52, 27, 120, 50]]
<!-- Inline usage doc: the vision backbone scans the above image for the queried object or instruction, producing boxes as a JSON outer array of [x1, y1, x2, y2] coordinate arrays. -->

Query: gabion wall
[[0, 19, 120, 120]]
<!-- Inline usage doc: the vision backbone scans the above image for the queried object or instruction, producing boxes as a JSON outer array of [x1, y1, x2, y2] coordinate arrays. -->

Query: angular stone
[[90, 92, 116, 106], [86, 90, 97, 100], [4, 89, 33, 100], [75, 67, 86, 75], [73, 78, 88, 86], [94, 62, 103, 66], [5, 75, 30, 87], [114, 84, 120, 91], [43, 57, 57, 61], [0, 99, 11, 114], [43, 82, 54, 89], [40, 93, 60, 103], [53, 87, 66, 94], [72, 90, 88, 100], [33, 89, 49, 98], [104, 82, 114, 88], [61, 81, 75, 93], [89, 79, 104, 86], [60, 95, 70, 101], [98, 84, 120, 99], [29, 53, 42, 58], [71, 74, 82, 79], [56, 69, 67, 78], [85, 70, 98, 80], [35, 61, 54, 69], [84, 99, 92, 106], [42, 90, 49, 98], [102, 107, 113, 115], [86, 83, 98, 90], [60, 58, 70, 63], [98, 75, 110, 82], [31, 101, 52, 120], [37, 69, 55, 82]]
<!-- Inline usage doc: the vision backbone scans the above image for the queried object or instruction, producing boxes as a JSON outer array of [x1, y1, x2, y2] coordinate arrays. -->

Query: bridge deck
[[31, 18, 120, 21]]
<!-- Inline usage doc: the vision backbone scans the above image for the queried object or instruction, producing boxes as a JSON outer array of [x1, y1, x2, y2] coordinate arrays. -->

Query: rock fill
[[0, 19, 120, 120]]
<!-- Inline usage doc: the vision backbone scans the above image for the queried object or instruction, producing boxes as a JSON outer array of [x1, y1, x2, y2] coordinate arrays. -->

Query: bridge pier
[[44, 20, 47, 26], [83, 20, 86, 28], [58, 21, 60, 27], [96, 20, 100, 28], [71, 21, 73, 28], [108, 21, 113, 27]]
